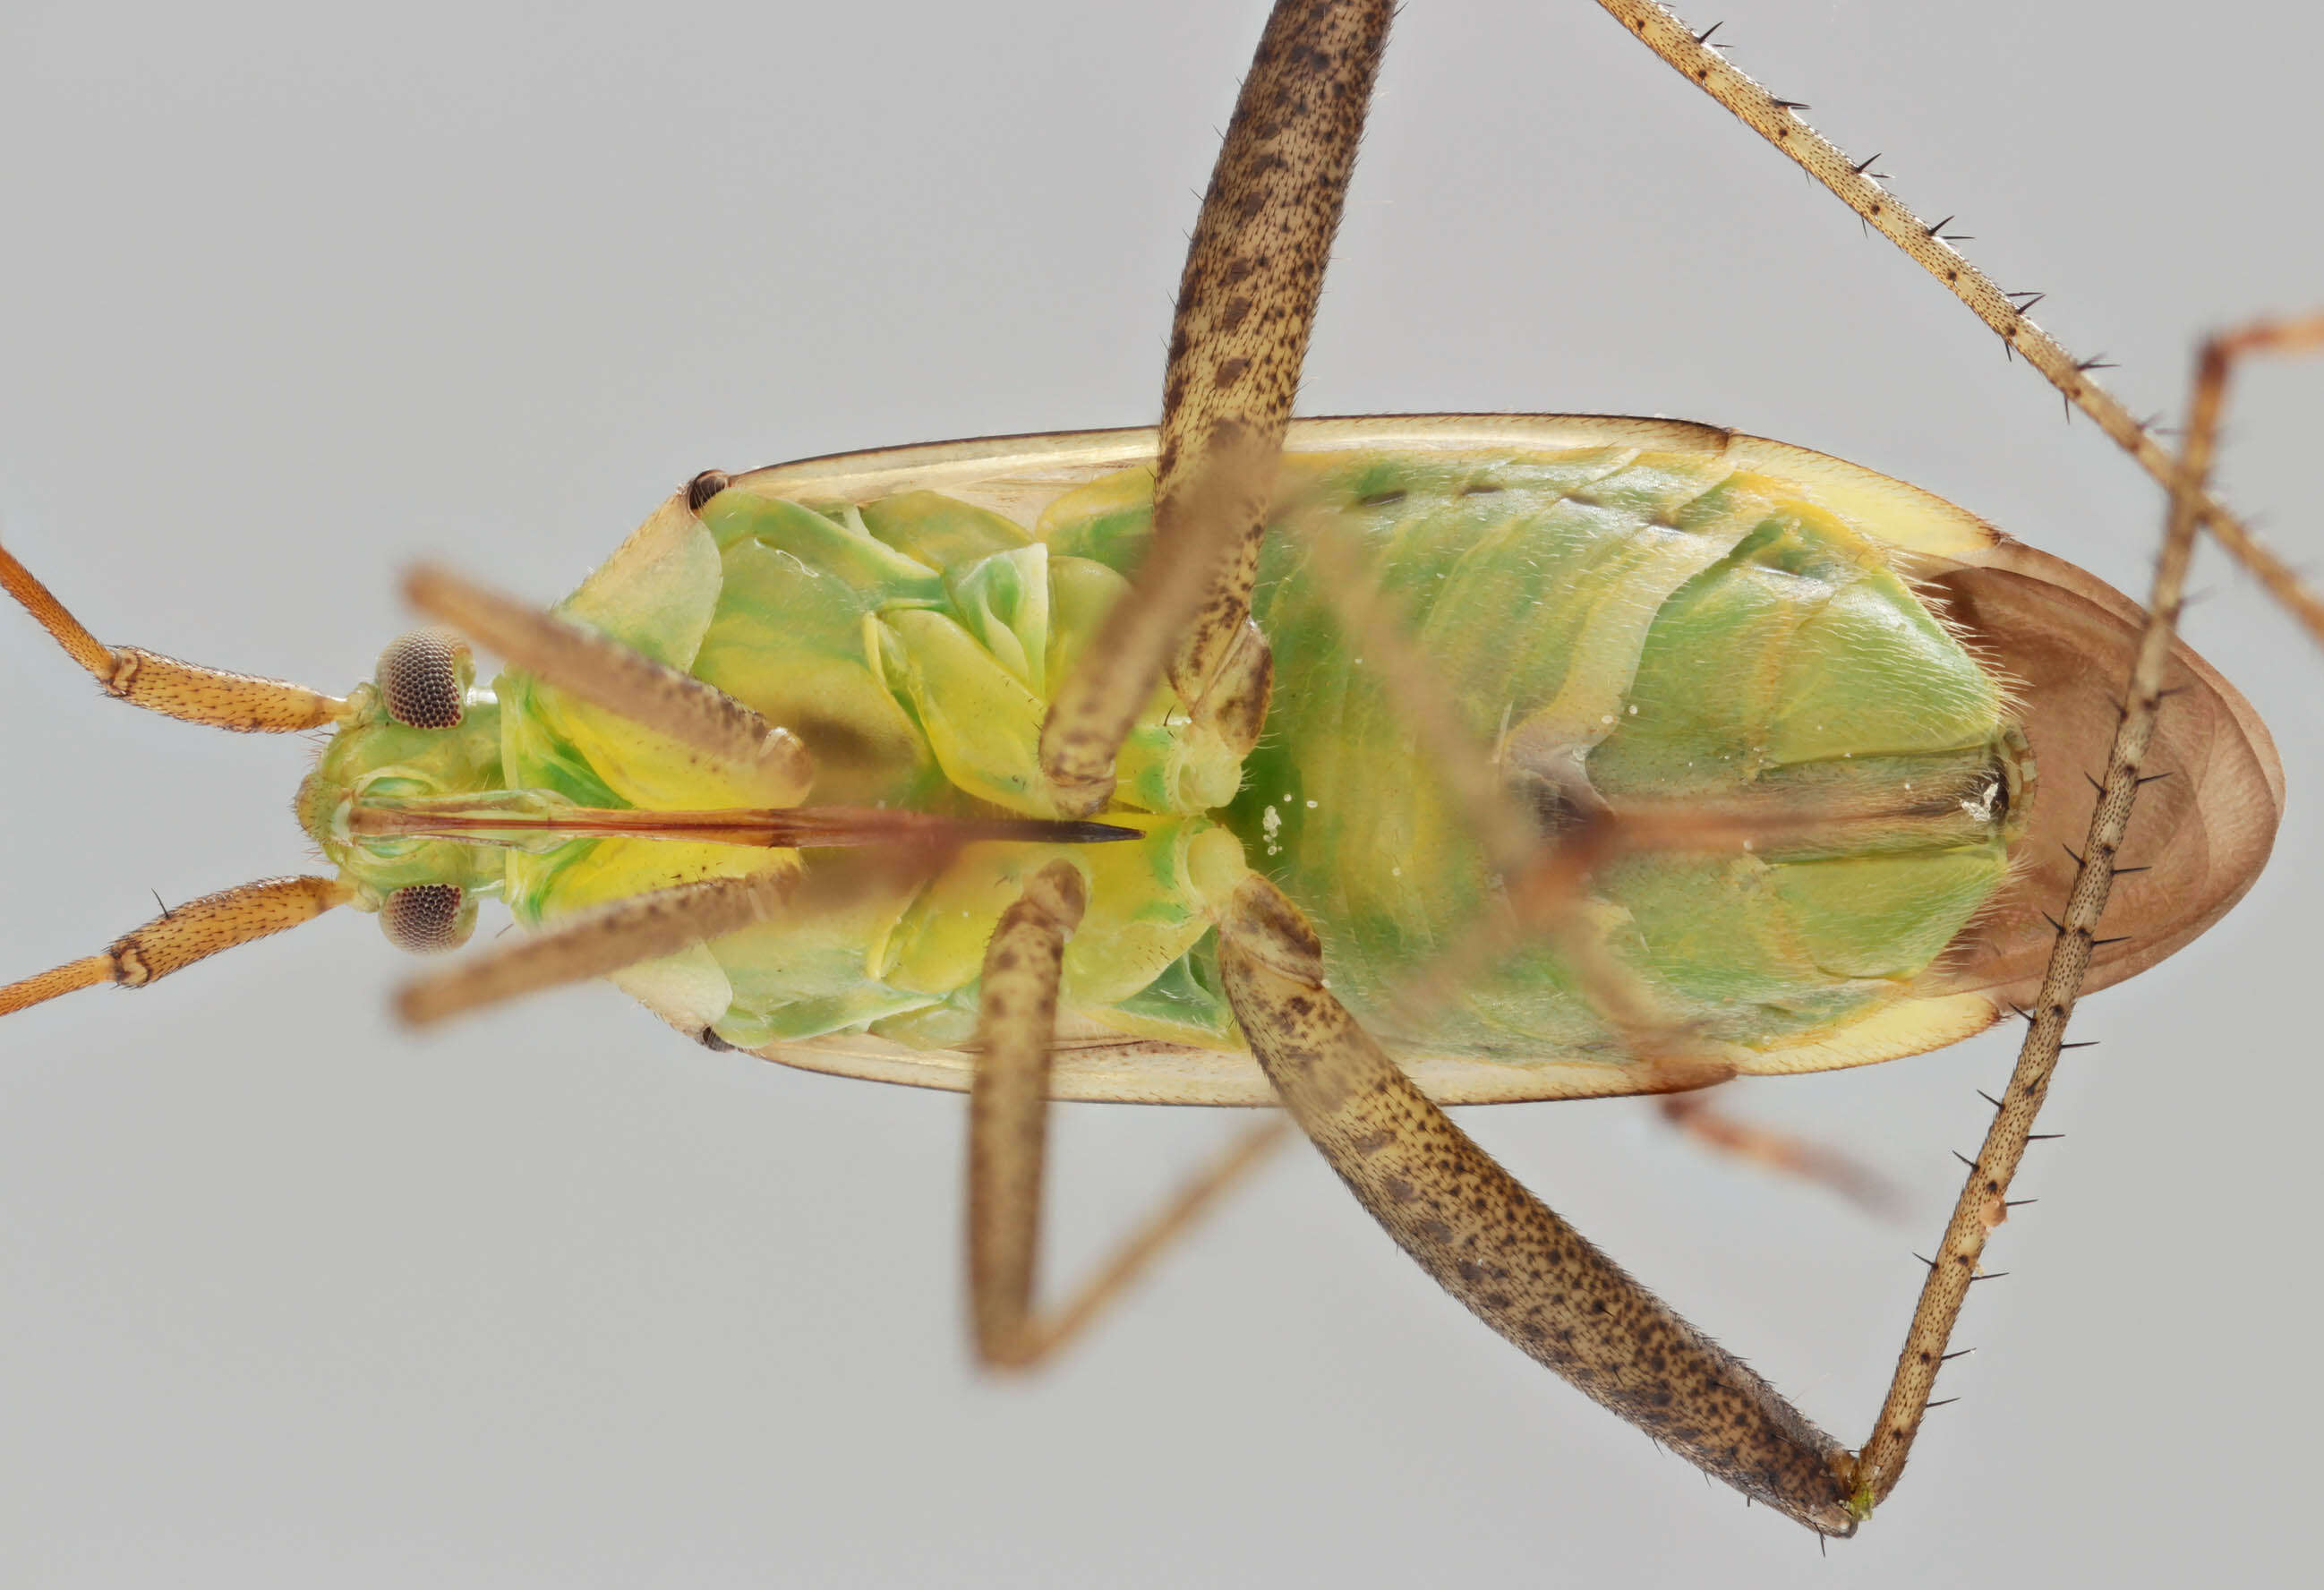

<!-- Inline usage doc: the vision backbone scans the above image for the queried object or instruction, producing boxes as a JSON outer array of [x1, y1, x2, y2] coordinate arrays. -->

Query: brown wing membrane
[[1918, 536, 2284, 1004]]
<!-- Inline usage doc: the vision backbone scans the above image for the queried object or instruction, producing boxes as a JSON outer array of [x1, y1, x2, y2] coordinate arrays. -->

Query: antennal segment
[[0, 876, 354, 1016], [0, 544, 348, 731]]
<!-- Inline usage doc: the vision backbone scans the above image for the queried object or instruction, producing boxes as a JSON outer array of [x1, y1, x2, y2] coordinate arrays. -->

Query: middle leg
[[965, 859, 1287, 1370]]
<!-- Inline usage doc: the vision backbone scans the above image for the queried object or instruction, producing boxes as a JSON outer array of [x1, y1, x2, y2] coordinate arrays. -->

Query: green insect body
[[1216, 448, 2023, 1057], [300, 423, 2026, 1075]]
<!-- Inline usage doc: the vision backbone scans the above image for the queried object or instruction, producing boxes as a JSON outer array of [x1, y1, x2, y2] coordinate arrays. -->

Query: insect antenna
[[1, 542, 347, 731], [0, 543, 363, 1013], [0, 876, 353, 1017]]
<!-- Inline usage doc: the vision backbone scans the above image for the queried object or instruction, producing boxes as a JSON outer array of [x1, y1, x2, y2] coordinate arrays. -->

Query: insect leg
[[1215, 871, 1859, 1535], [394, 871, 792, 1028], [1653, 1096, 1901, 1218], [404, 495, 811, 807], [1849, 311, 2324, 1513], [1038, 0, 1391, 815], [965, 859, 1286, 1369], [1594, 0, 2324, 649]]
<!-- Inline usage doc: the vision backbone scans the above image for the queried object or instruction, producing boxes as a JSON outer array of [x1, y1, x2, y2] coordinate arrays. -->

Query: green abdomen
[[1047, 448, 2023, 1058]]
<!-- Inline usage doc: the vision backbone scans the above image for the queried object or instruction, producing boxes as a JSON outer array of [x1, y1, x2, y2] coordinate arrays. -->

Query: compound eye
[[376, 628, 471, 729], [379, 884, 476, 953]]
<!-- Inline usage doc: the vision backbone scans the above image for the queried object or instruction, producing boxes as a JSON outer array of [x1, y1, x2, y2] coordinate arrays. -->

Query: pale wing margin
[[729, 415, 1999, 558], [728, 995, 2001, 1107]]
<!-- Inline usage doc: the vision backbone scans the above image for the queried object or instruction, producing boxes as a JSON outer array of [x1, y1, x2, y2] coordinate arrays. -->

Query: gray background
[[3, 1, 2318, 1585]]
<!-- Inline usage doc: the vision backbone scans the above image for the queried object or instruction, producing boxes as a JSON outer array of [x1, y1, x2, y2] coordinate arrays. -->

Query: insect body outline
[[1, 1, 2319, 1581]]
